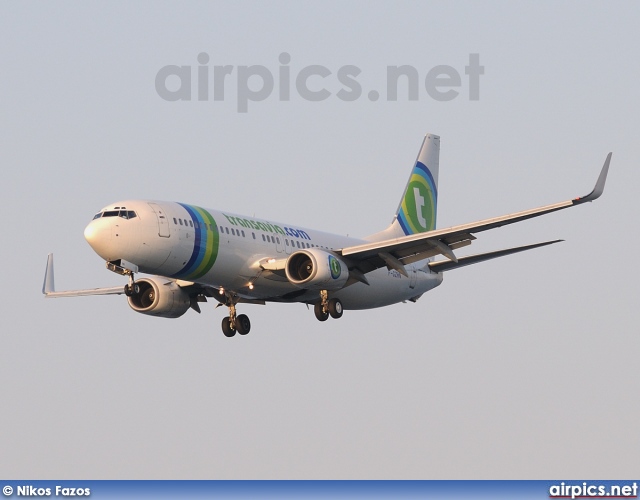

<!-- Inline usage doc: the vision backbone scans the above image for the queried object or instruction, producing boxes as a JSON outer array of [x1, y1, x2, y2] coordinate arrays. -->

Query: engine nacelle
[[127, 277, 191, 318], [285, 248, 349, 290]]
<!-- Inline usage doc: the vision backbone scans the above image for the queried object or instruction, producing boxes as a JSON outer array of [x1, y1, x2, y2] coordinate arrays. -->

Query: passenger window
[[179, 219, 183, 225], [296, 241, 300, 248], [241, 230, 245, 237], [262, 234, 265, 241], [189, 220, 193, 227], [276, 237, 280, 244], [231, 228, 236, 236], [252, 233, 256, 239], [173, 218, 177, 224], [225, 227, 229, 234], [194, 221, 199, 229]]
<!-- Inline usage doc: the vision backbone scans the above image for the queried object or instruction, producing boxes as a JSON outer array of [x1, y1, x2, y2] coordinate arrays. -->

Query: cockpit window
[[95, 210, 136, 219]]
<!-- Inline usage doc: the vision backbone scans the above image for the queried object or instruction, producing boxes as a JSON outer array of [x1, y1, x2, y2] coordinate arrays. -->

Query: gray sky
[[1, 1, 638, 479]]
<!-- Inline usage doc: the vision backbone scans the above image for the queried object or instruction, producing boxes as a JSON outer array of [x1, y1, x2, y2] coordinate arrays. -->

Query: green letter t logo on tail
[[393, 133, 440, 236], [397, 161, 438, 234], [413, 187, 428, 229]]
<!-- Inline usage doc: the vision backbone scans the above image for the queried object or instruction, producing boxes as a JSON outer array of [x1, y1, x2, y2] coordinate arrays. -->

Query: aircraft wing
[[42, 253, 125, 297], [339, 153, 611, 277]]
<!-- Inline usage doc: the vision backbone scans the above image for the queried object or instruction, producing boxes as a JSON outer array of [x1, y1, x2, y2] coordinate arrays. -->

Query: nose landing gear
[[123, 273, 140, 296], [106, 260, 140, 297]]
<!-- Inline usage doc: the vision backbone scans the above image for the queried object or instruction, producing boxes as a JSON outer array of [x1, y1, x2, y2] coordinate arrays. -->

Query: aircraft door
[[275, 234, 285, 253], [148, 203, 170, 238]]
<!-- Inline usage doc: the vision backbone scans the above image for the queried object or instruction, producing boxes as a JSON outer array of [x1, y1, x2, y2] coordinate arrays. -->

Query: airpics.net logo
[[155, 52, 484, 112], [549, 482, 638, 499]]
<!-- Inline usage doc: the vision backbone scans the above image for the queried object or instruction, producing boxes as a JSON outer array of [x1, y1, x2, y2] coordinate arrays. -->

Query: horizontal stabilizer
[[428, 240, 563, 273]]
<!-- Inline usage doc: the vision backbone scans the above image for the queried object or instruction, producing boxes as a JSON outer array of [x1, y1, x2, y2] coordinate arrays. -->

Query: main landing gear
[[314, 290, 343, 322], [219, 293, 251, 337]]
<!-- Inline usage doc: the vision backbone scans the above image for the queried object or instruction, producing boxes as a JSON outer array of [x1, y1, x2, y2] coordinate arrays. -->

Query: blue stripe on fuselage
[[171, 203, 206, 278]]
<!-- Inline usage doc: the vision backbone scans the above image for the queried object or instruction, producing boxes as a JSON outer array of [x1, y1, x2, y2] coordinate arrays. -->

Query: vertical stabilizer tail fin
[[396, 133, 440, 235], [365, 133, 440, 242]]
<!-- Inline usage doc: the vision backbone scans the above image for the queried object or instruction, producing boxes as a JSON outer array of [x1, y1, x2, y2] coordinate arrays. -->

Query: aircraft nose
[[84, 219, 112, 259]]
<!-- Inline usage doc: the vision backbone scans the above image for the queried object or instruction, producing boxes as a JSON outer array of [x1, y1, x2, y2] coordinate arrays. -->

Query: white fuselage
[[84, 200, 443, 310]]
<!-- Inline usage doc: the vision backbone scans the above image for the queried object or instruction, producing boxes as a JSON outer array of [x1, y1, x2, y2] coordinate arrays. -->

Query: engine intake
[[285, 249, 349, 290], [127, 278, 191, 318]]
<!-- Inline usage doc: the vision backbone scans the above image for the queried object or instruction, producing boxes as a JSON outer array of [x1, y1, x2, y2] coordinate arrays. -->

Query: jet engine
[[127, 277, 191, 318], [285, 248, 349, 290]]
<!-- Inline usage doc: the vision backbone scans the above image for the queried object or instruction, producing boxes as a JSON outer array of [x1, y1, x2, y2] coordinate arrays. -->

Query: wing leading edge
[[339, 153, 611, 275]]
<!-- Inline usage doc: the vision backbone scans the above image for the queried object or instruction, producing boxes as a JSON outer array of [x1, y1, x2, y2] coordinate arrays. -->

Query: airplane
[[42, 134, 611, 337]]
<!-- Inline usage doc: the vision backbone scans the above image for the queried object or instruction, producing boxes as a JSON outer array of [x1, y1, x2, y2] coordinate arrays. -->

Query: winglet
[[574, 153, 612, 204], [43, 253, 55, 295]]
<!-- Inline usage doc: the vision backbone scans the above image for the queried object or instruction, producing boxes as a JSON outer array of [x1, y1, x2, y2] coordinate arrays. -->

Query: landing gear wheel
[[236, 314, 251, 335], [222, 317, 236, 337], [314, 302, 329, 321], [123, 283, 140, 296], [328, 298, 343, 319]]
